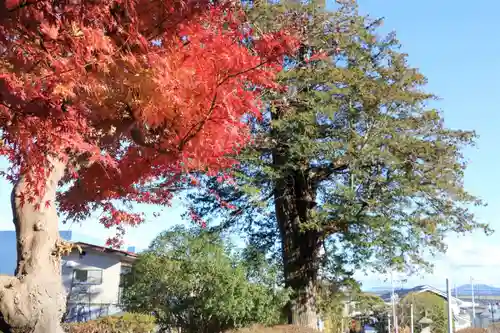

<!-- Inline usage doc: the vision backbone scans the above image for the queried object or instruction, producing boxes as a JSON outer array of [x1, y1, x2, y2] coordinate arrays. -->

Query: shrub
[[63, 313, 156, 333], [123, 228, 289, 332]]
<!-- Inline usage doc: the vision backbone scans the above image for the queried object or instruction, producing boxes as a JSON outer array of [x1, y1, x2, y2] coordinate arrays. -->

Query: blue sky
[[352, 0, 500, 289], [1, 0, 499, 290]]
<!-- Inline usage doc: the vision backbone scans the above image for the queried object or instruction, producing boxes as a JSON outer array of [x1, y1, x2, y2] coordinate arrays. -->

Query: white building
[[381, 284, 472, 330], [62, 242, 137, 322]]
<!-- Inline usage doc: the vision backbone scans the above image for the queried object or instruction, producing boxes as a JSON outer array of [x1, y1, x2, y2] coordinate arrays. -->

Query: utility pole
[[391, 272, 399, 333], [471, 276, 476, 327], [446, 278, 453, 333], [410, 303, 414, 333]]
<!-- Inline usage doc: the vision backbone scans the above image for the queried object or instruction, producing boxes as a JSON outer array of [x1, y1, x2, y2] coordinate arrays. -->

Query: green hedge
[[63, 313, 156, 333]]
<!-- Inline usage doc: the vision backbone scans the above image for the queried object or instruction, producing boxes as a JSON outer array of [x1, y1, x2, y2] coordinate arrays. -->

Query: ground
[[229, 326, 320, 333]]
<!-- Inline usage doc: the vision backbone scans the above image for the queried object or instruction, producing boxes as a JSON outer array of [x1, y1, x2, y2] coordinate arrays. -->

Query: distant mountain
[[453, 284, 500, 296], [366, 284, 500, 297], [366, 287, 392, 296]]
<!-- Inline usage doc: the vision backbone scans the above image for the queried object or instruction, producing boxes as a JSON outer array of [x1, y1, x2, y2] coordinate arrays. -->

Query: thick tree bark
[[270, 87, 322, 329], [273, 162, 322, 329], [281, 225, 320, 330], [0, 158, 67, 333]]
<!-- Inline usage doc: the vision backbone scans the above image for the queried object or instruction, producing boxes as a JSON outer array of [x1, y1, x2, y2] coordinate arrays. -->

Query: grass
[[455, 328, 487, 333]]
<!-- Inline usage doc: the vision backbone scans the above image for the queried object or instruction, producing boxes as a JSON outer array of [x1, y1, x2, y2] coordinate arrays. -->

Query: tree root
[[0, 273, 67, 333], [0, 239, 74, 333]]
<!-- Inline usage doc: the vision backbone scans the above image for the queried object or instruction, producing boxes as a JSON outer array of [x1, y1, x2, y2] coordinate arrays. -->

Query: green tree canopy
[[353, 293, 386, 315], [121, 226, 289, 333], [186, 1, 490, 326]]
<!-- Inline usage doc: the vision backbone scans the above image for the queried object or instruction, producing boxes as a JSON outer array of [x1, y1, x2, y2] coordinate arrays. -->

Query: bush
[[123, 228, 289, 332], [63, 313, 156, 333]]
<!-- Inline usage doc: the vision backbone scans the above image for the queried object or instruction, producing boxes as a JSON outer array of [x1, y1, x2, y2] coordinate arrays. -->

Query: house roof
[[380, 285, 456, 303], [74, 242, 138, 261], [380, 284, 471, 325]]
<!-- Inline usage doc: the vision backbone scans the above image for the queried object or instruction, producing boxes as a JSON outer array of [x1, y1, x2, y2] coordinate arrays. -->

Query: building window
[[73, 269, 103, 285], [78, 250, 87, 259]]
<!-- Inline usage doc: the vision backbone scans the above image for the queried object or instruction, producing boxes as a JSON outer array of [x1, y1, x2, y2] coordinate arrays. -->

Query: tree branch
[[309, 160, 349, 182]]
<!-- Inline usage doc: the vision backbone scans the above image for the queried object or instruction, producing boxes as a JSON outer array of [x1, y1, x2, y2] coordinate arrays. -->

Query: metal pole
[[471, 276, 476, 327], [391, 272, 399, 333], [410, 303, 414, 333], [388, 312, 391, 333], [446, 278, 453, 333]]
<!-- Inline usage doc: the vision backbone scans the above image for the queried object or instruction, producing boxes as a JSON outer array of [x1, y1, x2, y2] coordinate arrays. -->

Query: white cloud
[[357, 232, 500, 290]]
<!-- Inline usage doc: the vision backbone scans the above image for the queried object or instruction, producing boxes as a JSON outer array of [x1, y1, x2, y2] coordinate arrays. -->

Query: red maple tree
[[0, 0, 298, 331]]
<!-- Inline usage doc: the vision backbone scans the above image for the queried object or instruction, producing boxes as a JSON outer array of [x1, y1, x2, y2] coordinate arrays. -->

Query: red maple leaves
[[0, 0, 299, 243]]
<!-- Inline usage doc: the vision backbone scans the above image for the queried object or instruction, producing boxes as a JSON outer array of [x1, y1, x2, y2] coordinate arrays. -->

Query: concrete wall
[[62, 248, 128, 322], [465, 309, 498, 329]]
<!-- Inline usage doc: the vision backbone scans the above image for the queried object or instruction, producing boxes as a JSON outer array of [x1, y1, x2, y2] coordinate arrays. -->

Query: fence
[[64, 302, 123, 323]]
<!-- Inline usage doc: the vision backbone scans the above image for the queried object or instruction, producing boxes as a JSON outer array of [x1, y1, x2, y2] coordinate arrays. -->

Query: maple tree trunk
[[0, 158, 67, 333]]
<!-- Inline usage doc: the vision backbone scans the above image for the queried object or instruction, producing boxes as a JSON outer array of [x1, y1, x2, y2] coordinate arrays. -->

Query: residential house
[[461, 304, 498, 329], [0, 230, 137, 323], [62, 242, 137, 322], [380, 285, 472, 330]]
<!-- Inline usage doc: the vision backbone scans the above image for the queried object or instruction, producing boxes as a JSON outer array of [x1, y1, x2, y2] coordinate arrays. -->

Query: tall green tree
[[122, 226, 289, 333], [186, 0, 490, 328]]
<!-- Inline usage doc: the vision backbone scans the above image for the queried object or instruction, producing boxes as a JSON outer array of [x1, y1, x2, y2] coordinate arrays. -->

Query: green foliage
[[186, 0, 490, 280], [352, 293, 386, 315], [122, 226, 290, 333], [62, 313, 156, 333], [316, 281, 386, 333], [398, 292, 449, 333], [316, 283, 348, 333]]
